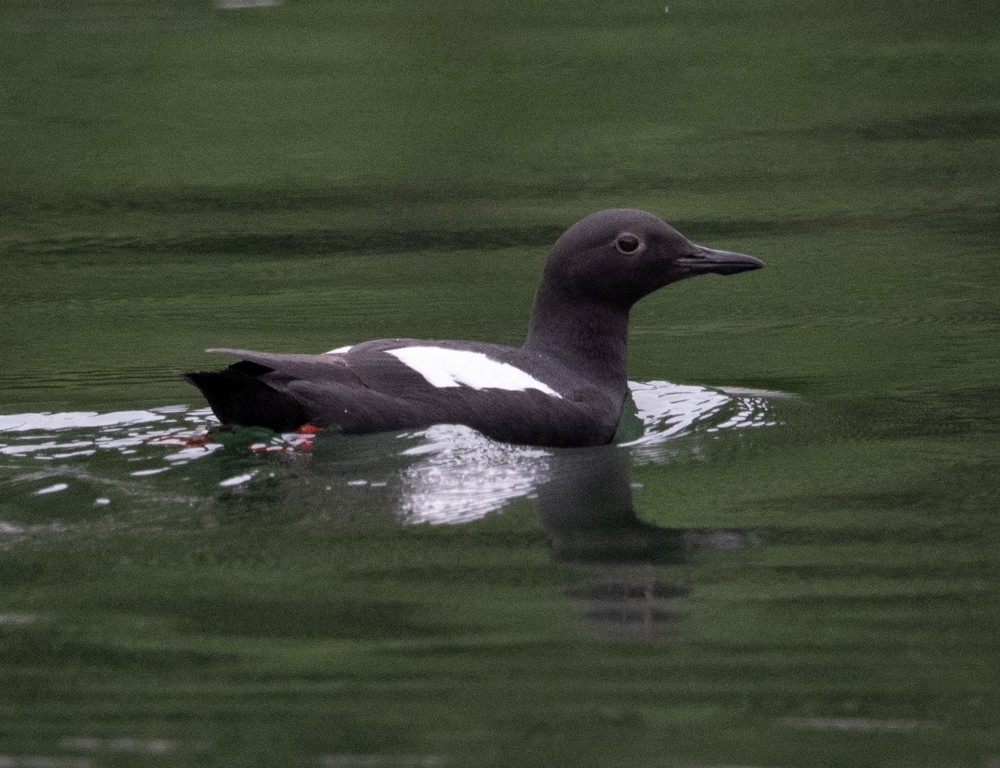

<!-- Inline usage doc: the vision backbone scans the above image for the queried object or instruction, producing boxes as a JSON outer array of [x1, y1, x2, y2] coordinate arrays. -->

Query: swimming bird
[[184, 209, 763, 447]]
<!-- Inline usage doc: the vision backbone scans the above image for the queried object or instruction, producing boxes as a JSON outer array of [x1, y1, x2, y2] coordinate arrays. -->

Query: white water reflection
[[59, 736, 184, 754], [0, 381, 784, 523], [396, 424, 551, 525], [0, 405, 222, 501], [33, 482, 70, 495], [393, 381, 781, 525], [623, 381, 780, 462], [0, 410, 166, 432]]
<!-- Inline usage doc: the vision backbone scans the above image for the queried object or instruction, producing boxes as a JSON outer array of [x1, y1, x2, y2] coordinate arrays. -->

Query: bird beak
[[676, 244, 764, 276]]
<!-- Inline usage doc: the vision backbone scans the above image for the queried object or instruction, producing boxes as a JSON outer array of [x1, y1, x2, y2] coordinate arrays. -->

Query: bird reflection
[[300, 433, 708, 640], [307, 432, 736, 642], [536, 446, 692, 641]]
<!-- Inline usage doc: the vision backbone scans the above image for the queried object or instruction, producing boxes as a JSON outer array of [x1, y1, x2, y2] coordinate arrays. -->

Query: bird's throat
[[523, 284, 631, 393]]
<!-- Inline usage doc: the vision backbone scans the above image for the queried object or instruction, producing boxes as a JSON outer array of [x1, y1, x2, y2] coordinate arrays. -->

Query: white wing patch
[[325, 345, 353, 355], [387, 346, 562, 398]]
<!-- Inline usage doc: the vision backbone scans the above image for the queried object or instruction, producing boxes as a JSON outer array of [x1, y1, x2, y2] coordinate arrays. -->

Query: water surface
[[2, 0, 998, 766]]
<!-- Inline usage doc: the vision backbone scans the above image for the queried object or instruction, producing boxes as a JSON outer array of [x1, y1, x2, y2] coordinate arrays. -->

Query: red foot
[[183, 434, 217, 446]]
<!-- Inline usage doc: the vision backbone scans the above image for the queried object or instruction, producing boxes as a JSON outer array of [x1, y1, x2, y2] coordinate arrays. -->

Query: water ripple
[[0, 382, 785, 527]]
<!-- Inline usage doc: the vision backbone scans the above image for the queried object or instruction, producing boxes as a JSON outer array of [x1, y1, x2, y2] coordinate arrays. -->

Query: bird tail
[[183, 366, 309, 432]]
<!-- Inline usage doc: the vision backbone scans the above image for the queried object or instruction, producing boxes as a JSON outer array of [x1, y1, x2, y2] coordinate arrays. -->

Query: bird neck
[[522, 281, 631, 392]]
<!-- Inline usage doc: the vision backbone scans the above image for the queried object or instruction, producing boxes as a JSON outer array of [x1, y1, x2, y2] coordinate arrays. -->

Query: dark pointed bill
[[677, 244, 764, 276]]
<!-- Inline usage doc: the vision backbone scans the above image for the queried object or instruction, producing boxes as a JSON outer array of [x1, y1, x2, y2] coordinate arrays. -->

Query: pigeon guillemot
[[184, 209, 763, 447]]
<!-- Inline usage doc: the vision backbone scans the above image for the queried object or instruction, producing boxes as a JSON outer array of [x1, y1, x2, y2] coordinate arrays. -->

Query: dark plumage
[[184, 209, 763, 447]]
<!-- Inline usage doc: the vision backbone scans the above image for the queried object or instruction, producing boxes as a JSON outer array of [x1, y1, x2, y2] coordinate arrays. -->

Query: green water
[[2, 0, 998, 766]]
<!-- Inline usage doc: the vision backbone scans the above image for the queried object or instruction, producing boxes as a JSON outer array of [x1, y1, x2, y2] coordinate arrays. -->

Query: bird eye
[[616, 233, 641, 254]]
